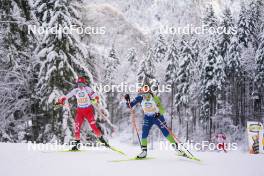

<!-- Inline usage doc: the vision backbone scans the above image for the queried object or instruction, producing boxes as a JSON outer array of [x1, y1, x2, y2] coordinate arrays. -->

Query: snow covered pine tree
[[33, 0, 97, 143]]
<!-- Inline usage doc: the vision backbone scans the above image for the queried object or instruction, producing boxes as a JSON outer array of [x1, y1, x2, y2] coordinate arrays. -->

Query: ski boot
[[71, 140, 80, 151], [173, 143, 188, 158], [137, 146, 147, 159], [176, 149, 188, 157], [98, 136, 110, 147]]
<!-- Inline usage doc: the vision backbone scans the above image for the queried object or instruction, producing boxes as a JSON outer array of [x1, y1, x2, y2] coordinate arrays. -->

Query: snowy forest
[[0, 0, 264, 147]]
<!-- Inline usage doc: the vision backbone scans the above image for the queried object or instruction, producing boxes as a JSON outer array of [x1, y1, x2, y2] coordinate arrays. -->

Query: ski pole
[[54, 103, 70, 110], [127, 99, 142, 149], [156, 117, 195, 157]]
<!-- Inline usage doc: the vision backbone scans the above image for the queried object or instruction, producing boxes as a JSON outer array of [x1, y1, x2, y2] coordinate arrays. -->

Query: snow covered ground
[[1, 140, 264, 176]]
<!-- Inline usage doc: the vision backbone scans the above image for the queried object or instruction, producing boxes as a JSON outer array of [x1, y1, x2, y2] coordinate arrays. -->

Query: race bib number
[[77, 97, 89, 104], [142, 101, 157, 113]]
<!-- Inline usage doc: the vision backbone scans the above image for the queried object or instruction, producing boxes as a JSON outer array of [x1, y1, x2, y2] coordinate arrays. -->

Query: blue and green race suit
[[129, 94, 176, 148]]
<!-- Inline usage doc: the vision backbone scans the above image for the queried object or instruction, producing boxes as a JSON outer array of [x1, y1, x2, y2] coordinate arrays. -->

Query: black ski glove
[[124, 94, 131, 108], [155, 112, 161, 118], [124, 94, 130, 102]]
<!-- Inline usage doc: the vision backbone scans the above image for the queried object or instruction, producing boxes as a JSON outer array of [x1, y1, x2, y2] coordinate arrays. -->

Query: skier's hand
[[57, 97, 66, 105], [91, 96, 100, 105], [95, 96, 100, 104], [155, 112, 161, 118], [124, 94, 130, 102], [91, 99, 96, 105]]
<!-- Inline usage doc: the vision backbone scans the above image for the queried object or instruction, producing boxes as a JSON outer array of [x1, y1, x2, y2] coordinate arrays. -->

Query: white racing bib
[[66, 86, 96, 108], [141, 97, 159, 115], [76, 89, 91, 108]]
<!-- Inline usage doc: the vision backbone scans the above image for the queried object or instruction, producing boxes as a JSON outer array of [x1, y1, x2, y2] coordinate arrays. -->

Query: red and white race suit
[[64, 86, 102, 140]]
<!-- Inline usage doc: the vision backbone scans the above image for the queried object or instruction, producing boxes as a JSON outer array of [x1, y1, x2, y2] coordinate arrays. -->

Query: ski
[[107, 145, 127, 156], [189, 156, 201, 162], [177, 152, 201, 162], [59, 149, 85, 152], [41, 149, 87, 153], [110, 157, 155, 162], [96, 138, 127, 156]]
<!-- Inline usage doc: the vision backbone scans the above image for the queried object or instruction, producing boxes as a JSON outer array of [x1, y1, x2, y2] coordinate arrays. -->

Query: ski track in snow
[[0, 140, 264, 176]]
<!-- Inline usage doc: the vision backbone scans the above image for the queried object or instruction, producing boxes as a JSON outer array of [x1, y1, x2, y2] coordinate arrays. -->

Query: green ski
[[177, 152, 201, 162], [108, 146, 127, 156], [110, 157, 155, 162]]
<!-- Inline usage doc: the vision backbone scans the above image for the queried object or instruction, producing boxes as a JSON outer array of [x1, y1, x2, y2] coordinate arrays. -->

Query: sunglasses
[[77, 83, 86, 87], [142, 93, 151, 98]]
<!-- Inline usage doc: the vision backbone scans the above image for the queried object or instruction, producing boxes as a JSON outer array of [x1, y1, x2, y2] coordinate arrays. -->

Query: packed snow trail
[[1, 140, 264, 176]]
